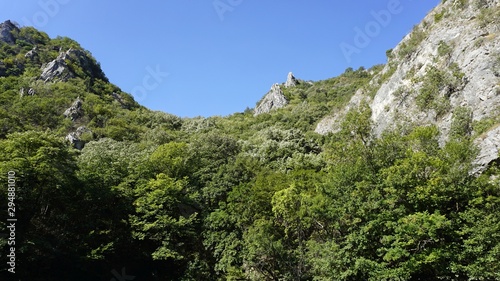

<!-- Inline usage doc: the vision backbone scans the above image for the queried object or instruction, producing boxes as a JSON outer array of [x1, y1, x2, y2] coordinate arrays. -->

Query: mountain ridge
[[1, 1, 500, 279]]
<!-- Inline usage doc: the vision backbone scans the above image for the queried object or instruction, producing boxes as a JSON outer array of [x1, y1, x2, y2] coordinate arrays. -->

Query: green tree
[[129, 173, 198, 276], [0, 131, 95, 279]]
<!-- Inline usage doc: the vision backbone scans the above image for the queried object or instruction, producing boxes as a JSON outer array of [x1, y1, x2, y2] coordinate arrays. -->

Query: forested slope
[[0, 1, 499, 280]]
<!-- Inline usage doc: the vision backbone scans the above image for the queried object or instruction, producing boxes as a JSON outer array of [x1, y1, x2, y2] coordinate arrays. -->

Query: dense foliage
[[0, 21, 499, 281]]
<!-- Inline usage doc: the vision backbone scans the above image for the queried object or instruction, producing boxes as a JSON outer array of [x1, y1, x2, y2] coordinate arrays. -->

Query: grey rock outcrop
[[25, 47, 38, 59], [41, 48, 106, 82], [473, 125, 500, 174], [65, 126, 91, 150], [41, 51, 73, 82], [285, 72, 299, 88], [316, 0, 500, 173], [370, 0, 500, 141], [63, 98, 83, 121], [0, 20, 18, 44], [254, 84, 289, 116]]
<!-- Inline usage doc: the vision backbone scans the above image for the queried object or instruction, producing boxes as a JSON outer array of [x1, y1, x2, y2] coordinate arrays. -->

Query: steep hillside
[[317, 0, 500, 172], [0, 20, 190, 149], [0, 1, 500, 280]]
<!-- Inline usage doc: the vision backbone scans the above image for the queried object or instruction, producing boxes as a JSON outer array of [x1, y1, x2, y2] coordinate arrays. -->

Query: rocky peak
[[40, 48, 107, 82], [285, 72, 299, 88], [0, 20, 18, 44], [254, 83, 289, 116]]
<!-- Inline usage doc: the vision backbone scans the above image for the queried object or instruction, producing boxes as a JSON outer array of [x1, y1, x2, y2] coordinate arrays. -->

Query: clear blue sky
[[2, 0, 440, 117]]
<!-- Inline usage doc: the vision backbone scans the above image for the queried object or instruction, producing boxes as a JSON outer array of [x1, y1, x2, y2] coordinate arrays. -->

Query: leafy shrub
[[399, 27, 427, 59], [438, 40, 453, 57], [473, 118, 500, 137], [386, 48, 394, 60], [18, 27, 50, 45], [416, 66, 463, 116], [450, 107, 473, 140], [434, 11, 446, 22]]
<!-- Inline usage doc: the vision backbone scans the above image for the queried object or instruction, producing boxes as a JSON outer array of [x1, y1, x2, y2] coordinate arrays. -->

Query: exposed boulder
[[40, 48, 107, 82], [63, 98, 83, 121], [0, 20, 18, 45], [284, 72, 299, 88], [25, 47, 38, 59], [254, 84, 289, 116], [41, 51, 72, 82], [473, 125, 500, 174], [65, 126, 92, 150]]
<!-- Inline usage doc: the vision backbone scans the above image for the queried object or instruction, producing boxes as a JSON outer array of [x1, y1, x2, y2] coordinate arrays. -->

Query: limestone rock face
[[0, 20, 18, 44], [370, 0, 500, 141], [473, 126, 500, 174], [285, 72, 299, 88], [64, 98, 83, 121], [254, 84, 289, 116], [316, 0, 500, 172]]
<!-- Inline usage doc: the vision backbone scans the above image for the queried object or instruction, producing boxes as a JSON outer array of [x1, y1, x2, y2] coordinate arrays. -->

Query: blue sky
[[2, 0, 440, 117]]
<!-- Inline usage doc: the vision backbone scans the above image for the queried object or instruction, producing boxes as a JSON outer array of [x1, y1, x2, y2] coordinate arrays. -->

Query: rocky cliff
[[0, 20, 17, 44], [316, 0, 500, 173]]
